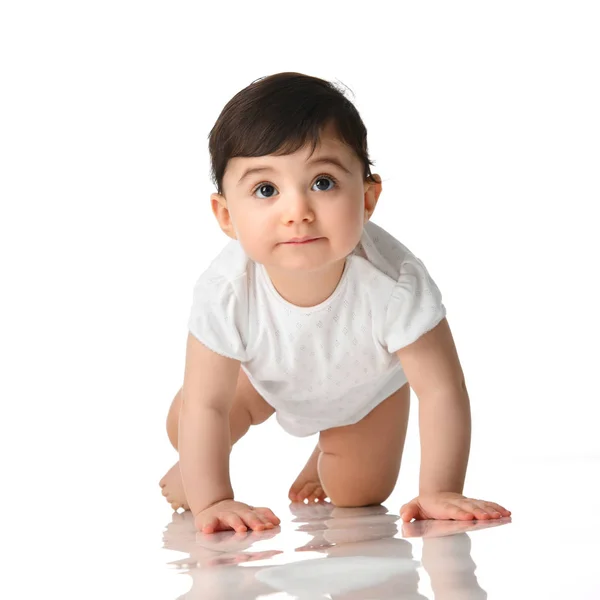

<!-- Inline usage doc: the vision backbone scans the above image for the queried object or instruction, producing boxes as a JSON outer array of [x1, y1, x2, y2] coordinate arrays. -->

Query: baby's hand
[[194, 499, 281, 534], [400, 492, 511, 522]]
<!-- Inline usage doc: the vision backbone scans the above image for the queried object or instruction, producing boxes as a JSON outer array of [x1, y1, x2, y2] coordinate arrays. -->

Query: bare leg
[[289, 384, 410, 504], [317, 382, 411, 507], [159, 368, 274, 511]]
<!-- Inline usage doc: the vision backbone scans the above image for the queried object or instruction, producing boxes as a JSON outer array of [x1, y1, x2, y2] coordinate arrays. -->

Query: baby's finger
[[253, 511, 277, 528], [470, 500, 504, 518], [199, 516, 220, 534], [483, 501, 511, 516], [474, 502, 501, 518], [223, 512, 248, 533], [447, 503, 475, 520], [242, 511, 274, 531], [254, 507, 281, 525]]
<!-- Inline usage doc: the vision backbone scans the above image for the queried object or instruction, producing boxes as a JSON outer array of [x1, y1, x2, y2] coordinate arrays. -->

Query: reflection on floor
[[162, 502, 507, 599]]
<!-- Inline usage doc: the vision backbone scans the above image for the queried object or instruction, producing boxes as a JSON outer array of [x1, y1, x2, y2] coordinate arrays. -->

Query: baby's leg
[[159, 368, 274, 511], [317, 382, 411, 507]]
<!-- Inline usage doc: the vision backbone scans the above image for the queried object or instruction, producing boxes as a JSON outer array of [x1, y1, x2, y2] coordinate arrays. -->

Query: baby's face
[[214, 129, 379, 273]]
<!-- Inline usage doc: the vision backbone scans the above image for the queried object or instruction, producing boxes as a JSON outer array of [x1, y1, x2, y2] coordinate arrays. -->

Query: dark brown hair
[[208, 72, 378, 196]]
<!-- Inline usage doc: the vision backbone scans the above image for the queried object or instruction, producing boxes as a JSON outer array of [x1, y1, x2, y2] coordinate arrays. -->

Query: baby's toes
[[297, 483, 321, 502], [160, 485, 177, 507], [165, 492, 189, 511], [307, 487, 326, 503], [165, 494, 181, 511], [292, 483, 312, 502], [288, 482, 305, 501], [161, 487, 172, 502], [158, 462, 190, 511]]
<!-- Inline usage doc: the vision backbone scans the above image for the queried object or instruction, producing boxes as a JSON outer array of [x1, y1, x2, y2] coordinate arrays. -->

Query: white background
[[1, 1, 598, 598]]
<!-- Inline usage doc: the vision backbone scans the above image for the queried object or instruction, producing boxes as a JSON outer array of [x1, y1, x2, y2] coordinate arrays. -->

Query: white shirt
[[187, 220, 447, 437]]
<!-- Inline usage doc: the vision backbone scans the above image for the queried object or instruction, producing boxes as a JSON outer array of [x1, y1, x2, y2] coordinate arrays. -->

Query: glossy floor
[[154, 457, 599, 599], [14, 456, 598, 598]]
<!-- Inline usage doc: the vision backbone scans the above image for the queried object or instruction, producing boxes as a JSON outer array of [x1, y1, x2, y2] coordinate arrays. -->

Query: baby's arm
[[178, 332, 239, 512], [178, 332, 280, 533], [396, 318, 511, 521], [396, 317, 470, 494]]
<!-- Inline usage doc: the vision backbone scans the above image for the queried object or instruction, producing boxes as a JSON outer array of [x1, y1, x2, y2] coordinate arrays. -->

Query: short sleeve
[[187, 273, 249, 362], [382, 254, 447, 353]]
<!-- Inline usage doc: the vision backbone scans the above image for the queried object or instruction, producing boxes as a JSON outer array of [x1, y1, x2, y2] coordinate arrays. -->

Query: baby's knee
[[166, 387, 183, 449], [319, 452, 396, 508]]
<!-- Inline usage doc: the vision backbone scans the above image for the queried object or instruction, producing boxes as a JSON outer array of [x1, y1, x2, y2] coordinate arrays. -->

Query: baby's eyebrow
[[236, 156, 352, 187]]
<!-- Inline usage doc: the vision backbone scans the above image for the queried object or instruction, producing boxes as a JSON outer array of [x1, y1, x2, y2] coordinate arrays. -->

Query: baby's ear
[[211, 193, 238, 240], [363, 174, 382, 222]]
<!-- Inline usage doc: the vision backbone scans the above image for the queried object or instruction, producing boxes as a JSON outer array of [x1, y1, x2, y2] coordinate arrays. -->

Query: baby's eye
[[313, 175, 337, 192], [252, 175, 338, 199], [253, 183, 277, 199]]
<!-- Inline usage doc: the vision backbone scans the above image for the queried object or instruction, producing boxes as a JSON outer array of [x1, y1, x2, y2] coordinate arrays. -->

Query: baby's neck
[[264, 258, 348, 308]]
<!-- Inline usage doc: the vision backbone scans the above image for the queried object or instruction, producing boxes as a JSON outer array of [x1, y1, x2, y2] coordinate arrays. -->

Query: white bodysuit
[[187, 220, 447, 437]]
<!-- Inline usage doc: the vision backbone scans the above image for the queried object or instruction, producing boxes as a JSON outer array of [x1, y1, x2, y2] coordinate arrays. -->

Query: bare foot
[[288, 444, 328, 503], [159, 462, 190, 511]]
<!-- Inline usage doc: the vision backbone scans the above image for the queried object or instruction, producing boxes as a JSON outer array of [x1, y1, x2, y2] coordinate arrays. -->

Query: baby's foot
[[159, 461, 190, 511], [289, 474, 326, 503], [288, 450, 328, 503]]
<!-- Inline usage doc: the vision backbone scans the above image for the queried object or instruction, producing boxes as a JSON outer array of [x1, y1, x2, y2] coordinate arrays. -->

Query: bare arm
[[178, 332, 241, 516], [397, 319, 511, 522], [418, 384, 471, 494], [395, 317, 471, 494]]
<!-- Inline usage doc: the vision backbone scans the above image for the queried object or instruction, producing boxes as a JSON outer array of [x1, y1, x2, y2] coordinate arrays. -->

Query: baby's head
[[208, 72, 382, 273]]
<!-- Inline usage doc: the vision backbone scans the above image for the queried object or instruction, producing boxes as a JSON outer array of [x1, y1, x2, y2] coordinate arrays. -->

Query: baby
[[159, 72, 511, 534]]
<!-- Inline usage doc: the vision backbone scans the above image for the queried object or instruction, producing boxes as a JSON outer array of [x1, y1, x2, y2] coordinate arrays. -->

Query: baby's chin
[[261, 254, 348, 275]]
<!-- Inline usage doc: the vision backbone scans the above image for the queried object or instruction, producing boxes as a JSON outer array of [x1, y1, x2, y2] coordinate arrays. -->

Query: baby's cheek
[[241, 238, 271, 264], [234, 225, 268, 260]]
